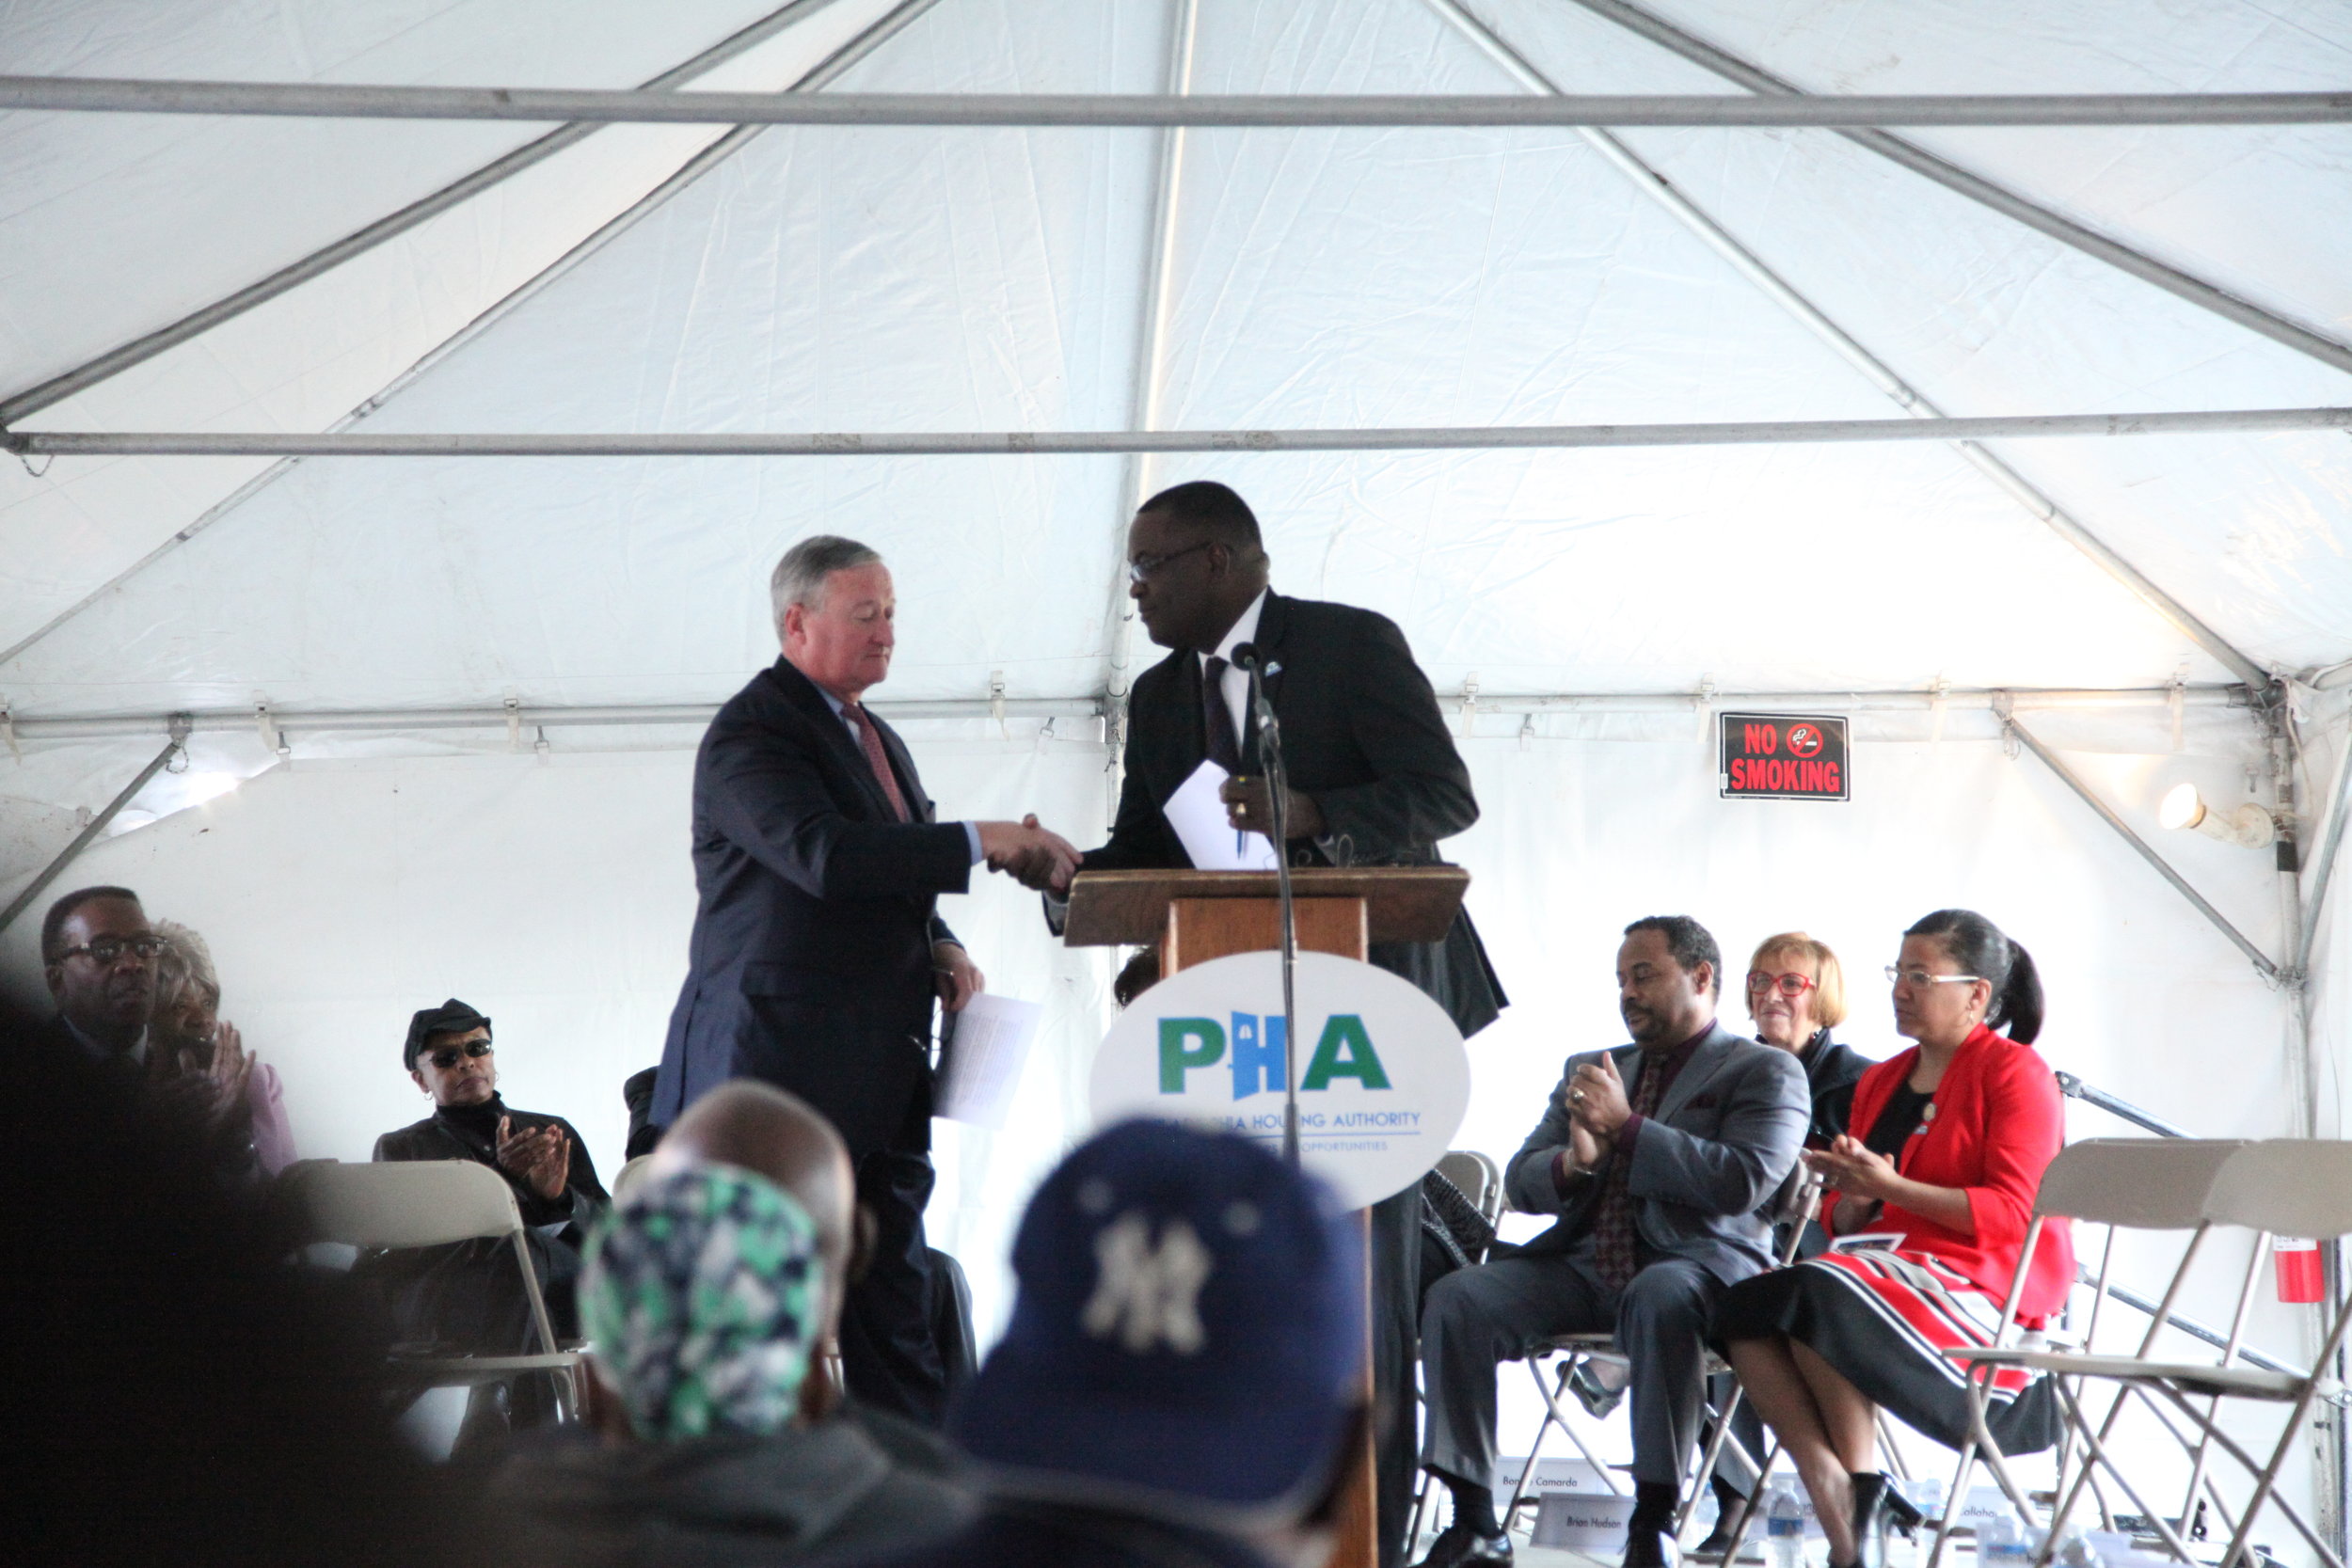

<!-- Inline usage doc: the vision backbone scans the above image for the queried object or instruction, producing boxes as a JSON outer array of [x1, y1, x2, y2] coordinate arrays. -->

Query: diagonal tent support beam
[[0, 0, 945, 676], [2006, 713, 2281, 980], [1421, 0, 2276, 692], [2297, 717, 2352, 976], [0, 0, 860, 423], [1561, 0, 2352, 378], [0, 720, 188, 938]]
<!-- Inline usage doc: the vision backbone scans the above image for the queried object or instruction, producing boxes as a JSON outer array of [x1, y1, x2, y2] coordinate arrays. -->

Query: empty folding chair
[[1929, 1138, 2252, 1568], [282, 1159, 586, 1420], [1950, 1140, 2352, 1568]]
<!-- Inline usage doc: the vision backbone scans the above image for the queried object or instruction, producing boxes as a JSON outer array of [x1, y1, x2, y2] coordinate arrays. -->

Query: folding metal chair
[[1438, 1148, 1505, 1231], [1947, 1140, 2351, 1568], [1406, 1151, 1512, 1556], [1499, 1173, 1824, 1538], [282, 1159, 586, 1420], [611, 1152, 656, 1203], [1926, 1138, 2253, 1568]]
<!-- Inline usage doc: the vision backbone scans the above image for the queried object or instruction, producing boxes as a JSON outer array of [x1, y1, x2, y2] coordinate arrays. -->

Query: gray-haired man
[[650, 534, 1078, 1424]]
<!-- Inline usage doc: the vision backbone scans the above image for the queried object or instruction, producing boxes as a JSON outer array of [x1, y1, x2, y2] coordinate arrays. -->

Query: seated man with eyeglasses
[[362, 998, 610, 1445], [37, 885, 264, 1178], [37, 885, 169, 1078]]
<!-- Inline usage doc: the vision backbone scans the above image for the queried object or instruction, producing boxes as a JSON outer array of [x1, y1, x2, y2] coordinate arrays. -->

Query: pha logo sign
[[1157, 1012, 1391, 1097], [1091, 951, 1470, 1210]]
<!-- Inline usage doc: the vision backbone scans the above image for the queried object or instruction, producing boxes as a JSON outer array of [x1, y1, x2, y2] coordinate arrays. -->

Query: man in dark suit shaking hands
[[652, 534, 1080, 1424], [1078, 480, 1507, 1565]]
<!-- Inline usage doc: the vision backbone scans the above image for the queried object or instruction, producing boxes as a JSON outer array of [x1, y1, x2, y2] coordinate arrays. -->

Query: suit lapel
[[1245, 591, 1292, 768], [1654, 1026, 1740, 1124], [769, 658, 898, 823]]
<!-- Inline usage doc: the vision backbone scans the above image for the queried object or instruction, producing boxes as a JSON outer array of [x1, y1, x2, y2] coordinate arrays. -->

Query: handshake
[[976, 814, 1082, 894]]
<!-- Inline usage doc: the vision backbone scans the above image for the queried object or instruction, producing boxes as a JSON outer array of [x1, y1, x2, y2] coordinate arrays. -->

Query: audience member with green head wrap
[[492, 1081, 973, 1568], [581, 1161, 822, 1442]]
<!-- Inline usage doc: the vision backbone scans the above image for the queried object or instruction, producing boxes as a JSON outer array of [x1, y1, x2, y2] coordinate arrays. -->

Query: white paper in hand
[[934, 993, 1042, 1130], [1163, 760, 1279, 871]]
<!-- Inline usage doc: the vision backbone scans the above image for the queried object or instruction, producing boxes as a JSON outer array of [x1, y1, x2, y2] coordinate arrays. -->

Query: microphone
[[1223, 638, 1299, 1166]]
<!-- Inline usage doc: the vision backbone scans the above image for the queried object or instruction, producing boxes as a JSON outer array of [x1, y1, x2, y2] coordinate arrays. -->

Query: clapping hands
[[496, 1114, 572, 1200]]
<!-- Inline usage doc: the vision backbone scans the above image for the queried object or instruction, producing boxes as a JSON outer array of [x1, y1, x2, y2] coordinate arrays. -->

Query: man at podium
[[1069, 479, 1506, 1565]]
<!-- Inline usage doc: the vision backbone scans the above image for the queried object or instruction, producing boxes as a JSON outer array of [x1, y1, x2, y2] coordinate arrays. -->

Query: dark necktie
[[841, 703, 911, 822], [1200, 656, 1245, 773], [1587, 1055, 1671, 1291]]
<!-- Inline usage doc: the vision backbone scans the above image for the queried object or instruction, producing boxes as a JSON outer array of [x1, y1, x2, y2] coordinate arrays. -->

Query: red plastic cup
[[2275, 1238, 2325, 1305]]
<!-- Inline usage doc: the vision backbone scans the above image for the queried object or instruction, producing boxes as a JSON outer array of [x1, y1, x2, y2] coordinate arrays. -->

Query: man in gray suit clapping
[[1416, 916, 1808, 1568]]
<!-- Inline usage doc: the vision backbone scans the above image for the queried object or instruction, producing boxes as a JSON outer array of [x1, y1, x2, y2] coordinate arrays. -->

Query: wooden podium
[[1065, 865, 1470, 1568]]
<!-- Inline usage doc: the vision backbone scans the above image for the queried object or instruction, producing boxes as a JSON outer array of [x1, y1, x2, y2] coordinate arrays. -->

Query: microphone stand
[[1237, 648, 1301, 1168]]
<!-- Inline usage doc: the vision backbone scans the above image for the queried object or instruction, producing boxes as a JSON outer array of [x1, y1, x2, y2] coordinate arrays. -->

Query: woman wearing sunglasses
[[1715, 911, 2068, 1568]]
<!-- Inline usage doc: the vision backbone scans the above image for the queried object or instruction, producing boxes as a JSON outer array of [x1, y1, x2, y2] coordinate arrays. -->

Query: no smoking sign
[[1720, 712, 1850, 801]]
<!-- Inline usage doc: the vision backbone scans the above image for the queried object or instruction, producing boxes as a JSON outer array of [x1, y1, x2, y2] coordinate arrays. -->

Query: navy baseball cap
[[950, 1118, 1365, 1527], [403, 998, 491, 1069]]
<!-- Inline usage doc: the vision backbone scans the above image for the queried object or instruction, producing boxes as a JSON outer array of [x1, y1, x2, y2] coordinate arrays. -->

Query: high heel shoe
[[1848, 1472, 1925, 1568]]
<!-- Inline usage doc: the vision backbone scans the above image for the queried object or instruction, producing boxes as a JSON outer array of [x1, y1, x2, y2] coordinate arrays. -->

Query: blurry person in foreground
[[494, 1080, 972, 1565], [0, 984, 472, 1568], [878, 1118, 1369, 1568]]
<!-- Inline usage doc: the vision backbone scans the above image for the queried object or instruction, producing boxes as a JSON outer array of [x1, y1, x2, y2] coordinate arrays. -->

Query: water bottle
[[1979, 1509, 2030, 1568], [1767, 1481, 1806, 1568]]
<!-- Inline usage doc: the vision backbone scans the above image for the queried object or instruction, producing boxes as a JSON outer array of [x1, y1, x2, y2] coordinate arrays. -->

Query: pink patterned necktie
[[841, 703, 910, 822], [1587, 1056, 1670, 1291]]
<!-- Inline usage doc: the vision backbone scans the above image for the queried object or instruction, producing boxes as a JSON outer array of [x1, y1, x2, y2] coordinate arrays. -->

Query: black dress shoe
[[1413, 1522, 1515, 1568], [1849, 1472, 1924, 1568], [1623, 1525, 1683, 1568]]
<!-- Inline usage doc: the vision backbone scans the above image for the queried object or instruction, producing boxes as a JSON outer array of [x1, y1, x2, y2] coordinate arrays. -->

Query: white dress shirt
[[1200, 588, 1269, 760]]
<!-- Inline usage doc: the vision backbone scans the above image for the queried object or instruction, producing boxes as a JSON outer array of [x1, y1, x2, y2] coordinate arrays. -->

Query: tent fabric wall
[[3, 0, 2350, 1549]]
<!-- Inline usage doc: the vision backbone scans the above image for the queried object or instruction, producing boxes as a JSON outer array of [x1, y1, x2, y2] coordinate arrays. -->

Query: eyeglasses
[[1746, 970, 1818, 998], [1126, 540, 1216, 584], [1884, 966, 1983, 988], [425, 1039, 495, 1071], [56, 935, 167, 967]]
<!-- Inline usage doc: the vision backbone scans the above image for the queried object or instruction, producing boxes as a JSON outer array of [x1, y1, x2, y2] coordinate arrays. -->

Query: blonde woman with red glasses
[[1744, 932, 1874, 1165]]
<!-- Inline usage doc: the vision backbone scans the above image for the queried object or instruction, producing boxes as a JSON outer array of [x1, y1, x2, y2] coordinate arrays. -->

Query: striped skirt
[[1715, 1249, 2061, 1456]]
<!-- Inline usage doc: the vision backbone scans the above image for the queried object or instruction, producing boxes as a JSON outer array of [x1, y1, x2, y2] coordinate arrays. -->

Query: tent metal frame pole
[[11, 405, 2344, 461], [1560, 0, 2352, 377], [1103, 0, 1201, 778], [0, 685, 2242, 743], [2296, 717, 2352, 977], [0, 721, 188, 938], [6, 78, 2350, 128], [1421, 0, 2274, 690], [0, 0, 857, 425], [0, 0, 945, 677], [2005, 712, 2281, 981]]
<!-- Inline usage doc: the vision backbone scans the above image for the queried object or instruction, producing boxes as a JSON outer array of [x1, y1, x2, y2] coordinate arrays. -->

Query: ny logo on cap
[[1080, 1212, 1215, 1355]]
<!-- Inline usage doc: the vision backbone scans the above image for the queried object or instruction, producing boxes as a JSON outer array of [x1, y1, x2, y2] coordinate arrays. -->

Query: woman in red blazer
[[1718, 911, 2071, 1568]]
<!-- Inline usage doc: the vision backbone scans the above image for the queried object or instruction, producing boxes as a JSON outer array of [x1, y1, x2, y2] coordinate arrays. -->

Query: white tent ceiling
[[2, 0, 2348, 734], [6, 0, 2352, 1521]]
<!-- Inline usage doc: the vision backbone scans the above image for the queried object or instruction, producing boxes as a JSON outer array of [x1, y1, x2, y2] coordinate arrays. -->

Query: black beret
[[404, 998, 491, 1069]]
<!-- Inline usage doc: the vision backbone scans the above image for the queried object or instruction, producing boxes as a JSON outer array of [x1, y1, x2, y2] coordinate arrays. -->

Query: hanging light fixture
[[2157, 783, 2277, 848]]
